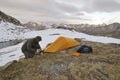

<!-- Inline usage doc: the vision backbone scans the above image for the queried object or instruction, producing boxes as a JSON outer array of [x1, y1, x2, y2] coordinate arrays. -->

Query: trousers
[[23, 51, 35, 59]]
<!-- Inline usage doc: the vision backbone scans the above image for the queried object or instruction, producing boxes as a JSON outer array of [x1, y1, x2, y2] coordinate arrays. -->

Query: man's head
[[35, 36, 42, 42]]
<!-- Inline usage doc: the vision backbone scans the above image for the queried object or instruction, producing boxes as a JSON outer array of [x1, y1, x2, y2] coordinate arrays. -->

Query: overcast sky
[[1, 0, 120, 24]]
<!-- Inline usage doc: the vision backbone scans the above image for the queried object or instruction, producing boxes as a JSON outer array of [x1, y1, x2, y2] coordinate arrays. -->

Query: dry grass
[[0, 41, 120, 80]]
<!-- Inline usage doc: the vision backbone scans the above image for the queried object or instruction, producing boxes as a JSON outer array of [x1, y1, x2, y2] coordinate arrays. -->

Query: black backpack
[[76, 45, 93, 53]]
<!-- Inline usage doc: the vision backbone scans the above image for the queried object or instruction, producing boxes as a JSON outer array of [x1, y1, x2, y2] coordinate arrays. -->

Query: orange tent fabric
[[72, 52, 81, 57], [44, 36, 80, 53]]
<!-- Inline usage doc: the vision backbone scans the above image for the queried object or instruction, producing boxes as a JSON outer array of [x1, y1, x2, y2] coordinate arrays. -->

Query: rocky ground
[[0, 40, 120, 80]]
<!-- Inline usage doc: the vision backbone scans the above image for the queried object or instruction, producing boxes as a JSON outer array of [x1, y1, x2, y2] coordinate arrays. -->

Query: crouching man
[[21, 36, 43, 59]]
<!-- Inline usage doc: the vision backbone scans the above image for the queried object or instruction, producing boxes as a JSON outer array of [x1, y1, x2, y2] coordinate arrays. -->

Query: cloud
[[55, 0, 120, 12], [55, 0, 80, 13], [0, 0, 120, 24], [92, 0, 120, 12]]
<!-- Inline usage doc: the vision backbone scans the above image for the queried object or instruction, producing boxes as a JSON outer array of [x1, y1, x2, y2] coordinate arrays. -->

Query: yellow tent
[[44, 36, 80, 53]]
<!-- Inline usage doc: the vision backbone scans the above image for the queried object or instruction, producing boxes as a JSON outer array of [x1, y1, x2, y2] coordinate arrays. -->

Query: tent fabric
[[72, 52, 81, 57], [44, 36, 80, 53]]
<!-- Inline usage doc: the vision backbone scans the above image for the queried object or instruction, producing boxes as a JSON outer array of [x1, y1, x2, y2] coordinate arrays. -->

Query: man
[[21, 36, 42, 59]]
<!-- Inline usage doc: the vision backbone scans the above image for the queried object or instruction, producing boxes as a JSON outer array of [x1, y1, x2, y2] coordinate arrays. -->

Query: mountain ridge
[[0, 11, 21, 26], [23, 21, 46, 30], [54, 23, 120, 39]]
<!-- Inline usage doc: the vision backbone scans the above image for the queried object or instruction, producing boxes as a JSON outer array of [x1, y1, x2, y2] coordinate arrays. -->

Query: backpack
[[76, 45, 93, 53]]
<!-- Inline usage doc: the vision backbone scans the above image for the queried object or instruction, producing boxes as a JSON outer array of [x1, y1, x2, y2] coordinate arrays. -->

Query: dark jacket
[[21, 38, 41, 54]]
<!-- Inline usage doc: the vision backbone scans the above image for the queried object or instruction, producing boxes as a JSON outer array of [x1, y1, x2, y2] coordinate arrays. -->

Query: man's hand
[[37, 49, 41, 53], [35, 49, 44, 55], [35, 49, 41, 54]]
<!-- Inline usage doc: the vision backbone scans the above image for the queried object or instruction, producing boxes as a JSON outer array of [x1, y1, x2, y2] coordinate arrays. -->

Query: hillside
[[0, 40, 120, 80]]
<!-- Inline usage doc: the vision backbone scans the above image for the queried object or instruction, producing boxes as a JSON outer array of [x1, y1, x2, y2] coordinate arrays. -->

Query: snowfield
[[0, 21, 31, 42], [0, 22, 120, 67]]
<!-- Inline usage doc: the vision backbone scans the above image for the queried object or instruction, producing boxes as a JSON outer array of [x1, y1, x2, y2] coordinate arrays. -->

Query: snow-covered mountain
[[54, 23, 120, 39], [23, 21, 47, 30], [1, 21, 120, 44]]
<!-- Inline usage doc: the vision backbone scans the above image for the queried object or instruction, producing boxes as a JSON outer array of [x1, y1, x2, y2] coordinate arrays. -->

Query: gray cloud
[[58, 0, 120, 12], [56, 1, 80, 13], [0, 0, 120, 24], [93, 0, 120, 12]]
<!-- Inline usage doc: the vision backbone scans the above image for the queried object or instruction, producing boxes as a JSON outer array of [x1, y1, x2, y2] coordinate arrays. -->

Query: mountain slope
[[0, 40, 120, 80], [0, 11, 21, 26]]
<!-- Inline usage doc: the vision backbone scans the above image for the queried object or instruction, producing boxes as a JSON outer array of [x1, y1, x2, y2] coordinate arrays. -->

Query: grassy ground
[[0, 41, 120, 80]]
